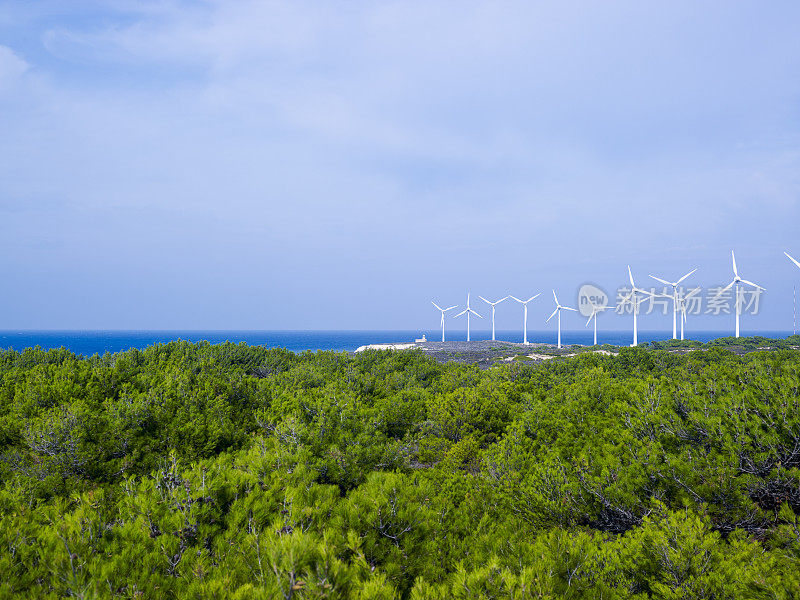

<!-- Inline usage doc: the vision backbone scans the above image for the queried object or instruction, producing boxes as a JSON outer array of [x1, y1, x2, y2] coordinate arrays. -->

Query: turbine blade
[[546, 307, 559, 322], [676, 268, 697, 284], [431, 301, 443, 311], [586, 314, 593, 327], [478, 296, 489, 305], [526, 293, 541, 303], [469, 309, 484, 318], [509, 295, 522, 303], [552, 289, 559, 305], [731, 250, 738, 276], [713, 280, 736, 298], [649, 275, 671, 285], [628, 265, 635, 287], [454, 309, 468, 318], [563, 306, 578, 312], [740, 278, 765, 291], [444, 305, 457, 312], [785, 252, 800, 270]]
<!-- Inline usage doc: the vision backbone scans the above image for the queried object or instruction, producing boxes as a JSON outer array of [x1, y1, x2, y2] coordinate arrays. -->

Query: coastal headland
[[355, 337, 800, 367]]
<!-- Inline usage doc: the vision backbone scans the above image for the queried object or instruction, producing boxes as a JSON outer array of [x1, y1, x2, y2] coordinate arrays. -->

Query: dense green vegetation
[[2, 338, 800, 598]]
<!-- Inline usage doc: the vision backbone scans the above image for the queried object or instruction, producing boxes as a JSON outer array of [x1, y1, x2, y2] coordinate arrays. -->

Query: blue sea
[[0, 330, 795, 357]]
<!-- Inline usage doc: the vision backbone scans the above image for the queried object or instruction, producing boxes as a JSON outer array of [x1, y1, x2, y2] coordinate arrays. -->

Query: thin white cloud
[[0, 44, 28, 90]]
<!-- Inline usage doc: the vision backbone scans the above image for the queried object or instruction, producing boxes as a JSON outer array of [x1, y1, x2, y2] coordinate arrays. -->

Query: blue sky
[[1, 1, 800, 332]]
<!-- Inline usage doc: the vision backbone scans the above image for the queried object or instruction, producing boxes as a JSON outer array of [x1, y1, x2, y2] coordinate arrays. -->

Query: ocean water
[[0, 330, 795, 357]]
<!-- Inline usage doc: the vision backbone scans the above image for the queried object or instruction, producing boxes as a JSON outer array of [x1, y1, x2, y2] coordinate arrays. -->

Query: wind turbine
[[676, 287, 701, 340], [546, 290, 577, 349], [453, 293, 483, 342], [621, 266, 659, 347], [479, 296, 509, 341], [649, 268, 697, 339], [509, 294, 540, 345], [585, 302, 611, 346], [431, 301, 457, 342], [714, 251, 765, 338]]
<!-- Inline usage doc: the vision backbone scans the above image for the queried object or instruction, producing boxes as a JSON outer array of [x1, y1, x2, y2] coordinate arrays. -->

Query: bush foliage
[[1, 339, 800, 597]]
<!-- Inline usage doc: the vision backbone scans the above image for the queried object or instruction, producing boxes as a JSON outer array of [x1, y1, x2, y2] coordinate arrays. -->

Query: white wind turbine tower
[[622, 266, 658, 347], [676, 287, 701, 340], [453, 293, 483, 342], [715, 251, 765, 338], [431, 301, 457, 342], [479, 296, 509, 341], [585, 302, 611, 346], [787, 252, 800, 335], [546, 290, 577, 349], [649, 268, 697, 339], [509, 294, 541, 345]]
